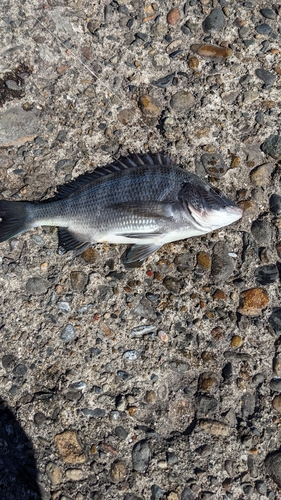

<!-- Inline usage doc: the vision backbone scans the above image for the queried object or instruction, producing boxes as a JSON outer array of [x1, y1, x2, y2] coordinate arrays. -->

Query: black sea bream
[[0, 153, 242, 264]]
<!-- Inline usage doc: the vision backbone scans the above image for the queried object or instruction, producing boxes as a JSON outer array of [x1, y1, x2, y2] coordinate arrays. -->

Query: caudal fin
[[0, 200, 32, 242]]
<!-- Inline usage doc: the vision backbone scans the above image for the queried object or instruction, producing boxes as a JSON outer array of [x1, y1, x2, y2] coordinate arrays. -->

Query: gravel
[[0, 1, 281, 499]]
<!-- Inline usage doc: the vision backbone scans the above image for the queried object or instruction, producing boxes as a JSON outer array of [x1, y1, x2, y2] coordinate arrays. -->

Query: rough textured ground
[[0, 1, 281, 499]]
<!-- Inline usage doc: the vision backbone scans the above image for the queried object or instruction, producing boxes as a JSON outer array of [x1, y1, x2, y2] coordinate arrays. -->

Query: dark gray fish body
[[0, 153, 242, 263]]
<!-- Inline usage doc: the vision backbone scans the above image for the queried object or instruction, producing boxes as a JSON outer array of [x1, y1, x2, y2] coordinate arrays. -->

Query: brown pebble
[[167, 7, 180, 25], [191, 44, 233, 59], [145, 390, 156, 403], [54, 431, 85, 464], [199, 419, 231, 436], [273, 396, 281, 413], [117, 108, 135, 125], [231, 335, 243, 348], [211, 326, 224, 340], [81, 247, 98, 263], [139, 94, 161, 118], [250, 163, 273, 187], [110, 460, 127, 482], [188, 56, 199, 69], [238, 200, 257, 218], [230, 155, 240, 168], [273, 356, 281, 376], [70, 271, 88, 292], [198, 372, 218, 392], [213, 289, 227, 300], [197, 251, 211, 270], [98, 320, 113, 337], [56, 64, 68, 75], [238, 288, 269, 316], [273, 65, 281, 75]]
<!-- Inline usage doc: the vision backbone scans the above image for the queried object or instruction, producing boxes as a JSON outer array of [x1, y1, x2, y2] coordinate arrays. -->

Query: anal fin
[[123, 243, 162, 265], [58, 227, 90, 255]]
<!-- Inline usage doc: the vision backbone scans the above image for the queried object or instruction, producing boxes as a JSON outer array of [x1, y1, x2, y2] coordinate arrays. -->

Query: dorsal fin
[[51, 152, 170, 201]]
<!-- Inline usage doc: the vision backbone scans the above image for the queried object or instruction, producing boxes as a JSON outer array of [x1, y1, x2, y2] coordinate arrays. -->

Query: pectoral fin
[[58, 227, 90, 254], [123, 243, 163, 264]]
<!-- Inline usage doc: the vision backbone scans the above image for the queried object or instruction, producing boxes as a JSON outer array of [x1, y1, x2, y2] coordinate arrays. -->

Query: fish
[[0, 152, 242, 264]]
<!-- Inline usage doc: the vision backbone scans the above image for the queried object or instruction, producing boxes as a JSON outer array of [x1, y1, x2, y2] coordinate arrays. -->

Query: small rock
[[203, 8, 226, 32], [2, 354, 17, 370], [152, 53, 171, 69], [54, 430, 85, 464], [265, 451, 281, 487], [110, 459, 127, 482], [81, 247, 98, 263], [241, 393, 255, 419], [26, 277, 49, 295], [198, 372, 219, 392], [269, 308, 281, 334], [70, 271, 88, 292], [117, 108, 135, 125], [255, 23, 272, 35], [0, 107, 39, 147], [261, 134, 281, 159], [211, 242, 234, 282], [250, 163, 273, 187], [167, 8, 180, 25], [191, 44, 232, 59], [251, 217, 272, 246], [65, 468, 83, 481], [255, 68, 276, 86], [123, 350, 138, 361], [138, 94, 162, 117], [231, 335, 243, 348], [272, 396, 281, 413], [163, 276, 181, 293], [132, 440, 150, 472], [130, 325, 156, 337], [181, 487, 195, 500], [170, 91, 194, 112], [238, 288, 269, 316], [254, 264, 279, 286], [260, 8, 276, 20], [199, 419, 231, 436], [45, 462, 62, 486], [145, 390, 156, 403], [269, 194, 281, 214], [201, 153, 228, 178], [61, 324, 76, 343], [81, 408, 105, 418], [197, 251, 211, 270]]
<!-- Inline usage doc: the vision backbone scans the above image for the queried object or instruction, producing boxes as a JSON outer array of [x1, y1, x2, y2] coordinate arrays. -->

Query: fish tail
[[0, 200, 33, 242]]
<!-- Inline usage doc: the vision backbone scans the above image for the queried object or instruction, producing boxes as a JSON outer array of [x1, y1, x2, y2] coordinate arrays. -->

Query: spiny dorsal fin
[[52, 152, 170, 201]]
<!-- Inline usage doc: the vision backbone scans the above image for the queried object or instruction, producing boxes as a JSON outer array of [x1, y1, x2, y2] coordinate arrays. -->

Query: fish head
[[180, 181, 242, 232]]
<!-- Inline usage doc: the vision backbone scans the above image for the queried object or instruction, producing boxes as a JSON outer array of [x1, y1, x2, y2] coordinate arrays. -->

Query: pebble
[[197, 251, 211, 270], [2, 354, 17, 370], [231, 335, 243, 348], [251, 218, 272, 246], [255, 68, 276, 86], [272, 395, 281, 413], [265, 451, 281, 487], [65, 468, 83, 481], [238, 288, 269, 316], [261, 135, 281, 159], [132, 439, 150, 472], [254, 264, 279, 286], [0, 107, 38, 147], [117, 108, 135, 125], [255, 23, 272, 35], [167, 8, 180, 25], [200, 153, 228, 178], [269, 194, 281, 214], [198, 372, 219, 392], [45, 462, 62, 486], [260, 8, 276, 20], [170, 91, 195, 112], [70, 271, 88, 292], [115, 426, 128, 440], [163, 276, 181, 293], [57, 301, 71, 312], [152, 73, 175, 88], [25, 277, 49, 295], [181, 486, 195, 500], [138, 94, 162, 117], [61, 324, 76, 343], [191, 44, 232, 59], [110, 460, 127, 482], [211, 242, 234, 282], [54, 430, 85, 463], [250, 163, 273, 187], [130, 324, 156, 337], [122, 350, 139, 361], [269, 308, 281, 334], [203, 8, 226, 32], [81, 247, 98, 263], [199, 419, 231, 436], [152, 53, 171, 69], [81, 408, 105, 418], [241, 393, 255, 419]]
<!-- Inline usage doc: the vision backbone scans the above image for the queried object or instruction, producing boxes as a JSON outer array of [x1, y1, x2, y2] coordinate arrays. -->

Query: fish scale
[[0, 153, 242, 264]]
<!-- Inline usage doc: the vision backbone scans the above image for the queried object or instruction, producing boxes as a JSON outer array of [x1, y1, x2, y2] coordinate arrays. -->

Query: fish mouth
[[186, 185, 243, 231]]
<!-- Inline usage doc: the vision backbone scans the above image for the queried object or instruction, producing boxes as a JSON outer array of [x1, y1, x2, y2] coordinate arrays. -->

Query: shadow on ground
[[0, 398, 41, 500]]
